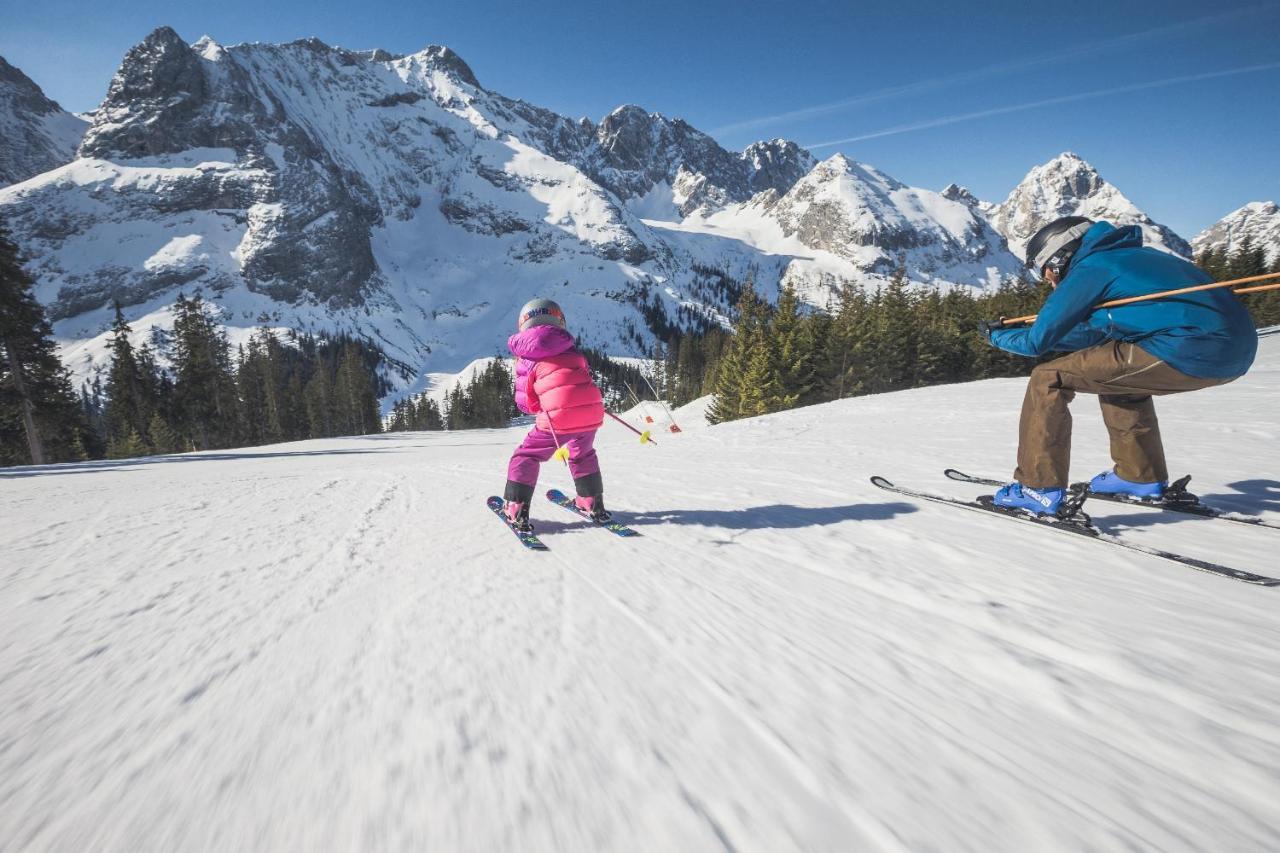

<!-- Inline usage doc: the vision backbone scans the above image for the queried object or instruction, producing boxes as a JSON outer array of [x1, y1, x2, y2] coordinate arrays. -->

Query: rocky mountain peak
[[742, 138, 816, 196], [1192, 200, 1280, 264], [940, 183, 979, 207], [0, 56, 65, 116], [0, 55, 88, 185], [761, 151, 1022, 290], [82, 26, 208, 158], [404, 45, 481, 89], [988, 151, 1190, 259]]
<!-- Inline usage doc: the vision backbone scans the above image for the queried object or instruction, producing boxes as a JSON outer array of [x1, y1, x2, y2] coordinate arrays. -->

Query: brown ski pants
[[1015, 341, 1235, 489]]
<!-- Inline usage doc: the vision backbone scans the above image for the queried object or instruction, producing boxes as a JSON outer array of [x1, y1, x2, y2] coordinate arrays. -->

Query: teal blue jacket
[[991, 222, 1257, 379]]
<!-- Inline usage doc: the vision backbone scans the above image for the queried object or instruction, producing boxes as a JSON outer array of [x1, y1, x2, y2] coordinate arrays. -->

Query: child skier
[[502, 298, 608, 531]]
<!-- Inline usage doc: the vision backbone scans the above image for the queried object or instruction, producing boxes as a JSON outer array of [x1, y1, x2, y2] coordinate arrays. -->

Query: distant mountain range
[[0, 28, 1272, 400]]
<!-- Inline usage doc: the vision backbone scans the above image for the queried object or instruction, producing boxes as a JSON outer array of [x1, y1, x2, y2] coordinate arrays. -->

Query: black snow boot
[[573, 472, 611, 522], [503, 480, 535, 531]]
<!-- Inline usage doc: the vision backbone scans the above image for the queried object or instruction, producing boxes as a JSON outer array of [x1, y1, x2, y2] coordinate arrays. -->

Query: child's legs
[[562, 430, 602, 495], [505, 429, 557, 501]]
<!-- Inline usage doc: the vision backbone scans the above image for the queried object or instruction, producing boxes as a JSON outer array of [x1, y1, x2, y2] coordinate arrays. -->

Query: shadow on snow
[[1092, 478, 1280, 531], [621, 501, 918, 530]]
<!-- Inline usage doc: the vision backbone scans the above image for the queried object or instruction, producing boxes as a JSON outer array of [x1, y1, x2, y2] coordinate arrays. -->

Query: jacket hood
[[509, 325, 576, 360], [1074, 221, 1143, 265]]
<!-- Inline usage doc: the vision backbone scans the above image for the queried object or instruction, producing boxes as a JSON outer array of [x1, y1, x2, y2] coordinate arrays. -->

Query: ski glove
[[977, 318, 1005, 341]]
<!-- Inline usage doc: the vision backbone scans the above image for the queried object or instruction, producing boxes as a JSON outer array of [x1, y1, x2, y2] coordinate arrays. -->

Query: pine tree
[[170, 294, 239, 450], [147, 412, 180, 454], [0, 217, 88, 465], [102, 303, 157, 456], [1230, 235, 1268, 279], [707, 282, 765, 424], [108, 427, 149, 460], [333, 343, 380, 435], [772, 284, 816, 409], [304, 364, 335, 438]]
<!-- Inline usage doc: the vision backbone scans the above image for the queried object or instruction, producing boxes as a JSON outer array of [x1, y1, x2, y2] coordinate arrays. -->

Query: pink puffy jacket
[[509, 325, 604, 433]]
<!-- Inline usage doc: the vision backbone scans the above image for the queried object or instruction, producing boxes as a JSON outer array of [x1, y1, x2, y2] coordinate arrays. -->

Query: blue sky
[[2, 0, 1277, 236]]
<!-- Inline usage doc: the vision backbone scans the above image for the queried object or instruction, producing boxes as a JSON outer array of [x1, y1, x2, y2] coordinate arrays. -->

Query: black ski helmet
[[1025, 216, 1094, 277]]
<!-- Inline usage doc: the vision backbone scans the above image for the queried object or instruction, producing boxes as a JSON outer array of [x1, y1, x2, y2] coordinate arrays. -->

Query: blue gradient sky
[[2, 0, 1277, 236]]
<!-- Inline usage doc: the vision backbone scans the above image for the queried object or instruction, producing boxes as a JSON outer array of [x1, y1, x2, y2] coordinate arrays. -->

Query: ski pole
[[624, 381, 654, 424], [547, 420, 570, 464], [639, 369, 683, 433], [606, 410, 656, 445], [991, 272, 1280, 328]]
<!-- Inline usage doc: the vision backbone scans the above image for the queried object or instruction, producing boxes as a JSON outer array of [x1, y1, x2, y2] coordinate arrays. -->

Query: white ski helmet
[[517, 298, 566, 331]]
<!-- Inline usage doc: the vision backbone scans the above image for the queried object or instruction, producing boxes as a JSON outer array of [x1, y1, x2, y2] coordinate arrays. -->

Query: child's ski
[[487, 496, 550, 551], [545, 489, 641, 537]]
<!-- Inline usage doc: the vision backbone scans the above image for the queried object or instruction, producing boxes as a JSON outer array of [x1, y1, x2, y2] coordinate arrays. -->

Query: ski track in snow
[[2, 340, 1280, 852]]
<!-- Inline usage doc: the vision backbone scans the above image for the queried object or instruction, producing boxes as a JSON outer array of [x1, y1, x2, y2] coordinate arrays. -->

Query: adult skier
[[983, 217, 1257, 515]]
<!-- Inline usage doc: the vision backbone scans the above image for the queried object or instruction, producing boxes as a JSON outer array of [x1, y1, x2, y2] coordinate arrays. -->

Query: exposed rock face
[[0, 55, 88, 186], [583, 106, 752, 215], [1192, 201, 1280, 265], [743, 140, 817, 196], [986, 152, 1191, 260]]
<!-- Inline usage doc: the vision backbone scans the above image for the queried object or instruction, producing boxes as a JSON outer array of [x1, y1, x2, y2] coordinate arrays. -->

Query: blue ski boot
[[993, 482, 1066, 516], [1089, 470, 1165, 501]]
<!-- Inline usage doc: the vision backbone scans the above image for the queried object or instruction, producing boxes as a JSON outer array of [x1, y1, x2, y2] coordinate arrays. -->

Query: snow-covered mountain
[[0, 29, 842, 396], [760, 155, 1021, 286], [0, 55, 88, 186], [986, 152, 1192, 261], [0, 35, 1211, 403], [1193, 201, 1280, 265], [647, 156, 1027, 305]]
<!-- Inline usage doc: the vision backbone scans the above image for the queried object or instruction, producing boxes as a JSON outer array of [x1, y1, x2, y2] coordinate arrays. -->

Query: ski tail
[[872, 476, 1280, 587], [487, 496, 550, 551], [545, 489, 641, 537], [944, 469, 1280, 531]]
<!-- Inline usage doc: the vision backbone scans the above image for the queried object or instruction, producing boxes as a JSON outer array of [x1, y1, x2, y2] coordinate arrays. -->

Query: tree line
[[2, 219, 387, 466], [385, 347, 660, 432], [653, 269, 1051, 423], [4, 212, 1278, 464], [1195, 234, 1280, 326], [79, 297, 387, 460], [654, 240, 1280, 425]]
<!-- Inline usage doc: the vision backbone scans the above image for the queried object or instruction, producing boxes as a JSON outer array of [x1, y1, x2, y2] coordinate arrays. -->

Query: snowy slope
[[3, 336, 1278, 852], [1193, 201, 1280, 265], [987, 153, 1191, 260], [0, 56, 87, 186]]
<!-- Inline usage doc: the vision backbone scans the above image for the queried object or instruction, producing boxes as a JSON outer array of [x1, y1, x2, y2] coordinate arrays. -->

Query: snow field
[[2, 339, 1279, 851]]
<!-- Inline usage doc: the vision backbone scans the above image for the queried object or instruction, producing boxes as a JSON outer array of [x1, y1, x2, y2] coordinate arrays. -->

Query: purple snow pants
[[507, 428, 600, 487]]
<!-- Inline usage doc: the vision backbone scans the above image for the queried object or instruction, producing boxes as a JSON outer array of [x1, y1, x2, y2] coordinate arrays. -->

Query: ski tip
[[943, 468, 966, 481], [545, 488, 566, 501], [869, 475, 894, 489], [486, 496, 505, 509]]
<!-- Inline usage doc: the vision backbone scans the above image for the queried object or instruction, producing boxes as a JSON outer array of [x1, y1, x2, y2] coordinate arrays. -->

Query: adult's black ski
[[871, 476, 1279, 587], [943, 468, 1280, 531]]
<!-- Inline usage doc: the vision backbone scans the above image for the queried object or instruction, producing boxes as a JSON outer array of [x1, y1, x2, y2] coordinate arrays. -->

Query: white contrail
[[710, 6, 1272, 138], [803, 62, 1280, 148]]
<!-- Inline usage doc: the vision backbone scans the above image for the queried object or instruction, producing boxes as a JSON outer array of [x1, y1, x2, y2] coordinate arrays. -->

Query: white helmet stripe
[[1031, 221, 1093, 271]]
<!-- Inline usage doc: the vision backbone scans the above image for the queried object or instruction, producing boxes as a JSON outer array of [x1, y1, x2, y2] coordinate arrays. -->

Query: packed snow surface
[[3, 336, 1279, 852]]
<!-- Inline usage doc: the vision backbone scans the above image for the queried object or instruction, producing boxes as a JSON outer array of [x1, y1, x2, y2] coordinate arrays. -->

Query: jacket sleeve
[[990, 265, 1114, 357], [524, 365, 542, 414]]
